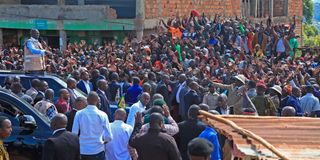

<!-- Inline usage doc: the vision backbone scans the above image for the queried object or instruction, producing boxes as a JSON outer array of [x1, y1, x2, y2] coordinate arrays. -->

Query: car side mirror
[[19, 115, 37, 130]]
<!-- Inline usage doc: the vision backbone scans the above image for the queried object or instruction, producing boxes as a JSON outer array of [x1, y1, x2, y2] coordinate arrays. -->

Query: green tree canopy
[[303, 0, 314, 24]]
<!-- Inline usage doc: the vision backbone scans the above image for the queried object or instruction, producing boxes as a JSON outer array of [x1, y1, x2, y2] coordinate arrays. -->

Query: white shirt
[[105, 120, 133, 160], [176, 82, 186, 103], [220, 107, 230, 115], [72, 105, 112, 155], [52, 128, 66, 135], [83, 80, 91, 94], [127, 101, 145, 127]]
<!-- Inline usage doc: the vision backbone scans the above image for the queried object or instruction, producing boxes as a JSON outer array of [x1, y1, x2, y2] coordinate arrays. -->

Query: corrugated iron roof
[[199, 111, 320, 160]]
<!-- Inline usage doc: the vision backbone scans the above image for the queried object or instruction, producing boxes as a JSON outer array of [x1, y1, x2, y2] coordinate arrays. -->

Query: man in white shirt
[[72, 92, 112, 160], [105, 108, 133, 160], [127, 92, 150, 127], [300, 86, 320, 115]]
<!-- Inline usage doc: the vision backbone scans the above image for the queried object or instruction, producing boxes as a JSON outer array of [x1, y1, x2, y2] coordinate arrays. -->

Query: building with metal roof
[[199, 111, 320, 160]]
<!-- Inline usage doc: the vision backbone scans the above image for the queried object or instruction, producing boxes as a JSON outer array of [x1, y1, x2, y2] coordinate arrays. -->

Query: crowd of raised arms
[[0, 11, 319, 160]]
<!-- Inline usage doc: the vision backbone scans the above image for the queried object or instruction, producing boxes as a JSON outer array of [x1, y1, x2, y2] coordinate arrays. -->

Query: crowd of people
[[0, 10, 319, 160]]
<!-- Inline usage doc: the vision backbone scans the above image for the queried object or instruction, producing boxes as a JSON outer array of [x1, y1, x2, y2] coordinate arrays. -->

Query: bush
[[302, 24, 320, 46]]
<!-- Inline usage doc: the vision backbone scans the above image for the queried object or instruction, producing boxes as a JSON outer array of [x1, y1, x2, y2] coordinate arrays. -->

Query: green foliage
[[302, 24, 320, 46], [303, 0, 314, 24], [303, 24, 319, 37]]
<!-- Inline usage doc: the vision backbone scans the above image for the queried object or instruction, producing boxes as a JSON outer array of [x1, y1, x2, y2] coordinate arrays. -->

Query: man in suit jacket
[[67, 78, 78, 109], [170, 74, 187, 121], [77, 71, 93, 95], [176, 105, 207, 160], [42, 113, 80, 160], [156, 75, 171, 106], [178, 80, 191, 121], [144, 72, 158, 97], [96, 79, 112, 121], [90, 69, 101, 91], [183, 81, 201, 120], [107, 72, 121, 102], [66, 97, 87, 131]]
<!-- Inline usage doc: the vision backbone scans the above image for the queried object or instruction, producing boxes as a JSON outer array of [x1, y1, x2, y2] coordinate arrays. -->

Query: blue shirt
[[199, 127, 221, 160], [300, 93, 320, 114], [125, 84, 143, 105], [286, 96, 303, 116], [26, 38, 45, 55]]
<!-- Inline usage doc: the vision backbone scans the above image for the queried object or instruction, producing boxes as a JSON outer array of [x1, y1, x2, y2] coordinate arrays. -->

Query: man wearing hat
[[269, 85, 282, 113], [210, 74, 247, 115], [251, 81, 276, 116]]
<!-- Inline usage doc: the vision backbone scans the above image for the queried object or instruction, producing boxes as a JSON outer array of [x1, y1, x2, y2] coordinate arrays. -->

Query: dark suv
[[0, 70, 85, 102], [0, 88, 52, 160]]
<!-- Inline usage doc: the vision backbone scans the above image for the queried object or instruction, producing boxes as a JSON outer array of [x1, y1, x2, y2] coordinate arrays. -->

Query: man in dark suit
[[107, 72, 121, 103], [178, 78, 193, 121], [156, 74, 171, 106], [90, 69, 101, 91], [97, 79, 112, 120], [77, 71, 93, 95], [42, 113, 80, 160], [176, 105, 207, 160], [183, 81, 201, 120], [170, 74, 187, 121], [66, 97, 87, 131], [144, 72, 158, 97], [67, 78, 78, 109]]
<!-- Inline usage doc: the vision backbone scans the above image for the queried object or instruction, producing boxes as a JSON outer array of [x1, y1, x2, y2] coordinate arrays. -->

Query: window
[[0, 100, 23, 126], [242, 0, 288, 18], [273, 0, 288, 17]]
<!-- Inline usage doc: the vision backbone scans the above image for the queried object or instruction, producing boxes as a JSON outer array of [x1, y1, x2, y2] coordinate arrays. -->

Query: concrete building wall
[[0, 5, 117, 22], [0, 0, 20, 4]]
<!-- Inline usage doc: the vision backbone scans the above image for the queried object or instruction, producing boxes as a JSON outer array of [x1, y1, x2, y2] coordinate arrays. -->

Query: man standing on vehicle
[[0, 116, 12, 160], [24, 29, 52, 73]]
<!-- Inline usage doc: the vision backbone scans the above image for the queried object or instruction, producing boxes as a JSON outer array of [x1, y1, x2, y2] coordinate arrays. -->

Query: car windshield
[[54, 76, 86, 98]]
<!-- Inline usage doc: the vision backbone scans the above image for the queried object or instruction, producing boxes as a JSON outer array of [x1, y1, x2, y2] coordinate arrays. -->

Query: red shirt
[[55, 98, 70, 113]]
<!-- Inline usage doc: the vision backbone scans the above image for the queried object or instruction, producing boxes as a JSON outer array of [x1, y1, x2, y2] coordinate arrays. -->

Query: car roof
[[0, 70, 63, 79]]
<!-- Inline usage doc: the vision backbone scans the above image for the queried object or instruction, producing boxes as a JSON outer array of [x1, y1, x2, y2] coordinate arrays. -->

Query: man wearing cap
[[24, 29, 52, 73], [187, 138, 214, 160], [202, 83, 219, 110], [251, 81, 276, 116], [210, 74, 247, 115]]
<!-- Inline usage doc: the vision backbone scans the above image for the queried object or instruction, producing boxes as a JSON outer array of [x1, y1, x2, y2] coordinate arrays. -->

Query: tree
[[303, 0, 314, 24]]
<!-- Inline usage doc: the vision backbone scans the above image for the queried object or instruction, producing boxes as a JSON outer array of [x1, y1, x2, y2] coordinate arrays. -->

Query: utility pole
[[270, 0, 274, 18], [135, 0, 145, 41], [58, 0, 67, 51]]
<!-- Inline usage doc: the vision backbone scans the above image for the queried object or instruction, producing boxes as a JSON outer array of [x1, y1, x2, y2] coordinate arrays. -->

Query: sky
[[315, 0, 320, 3]]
